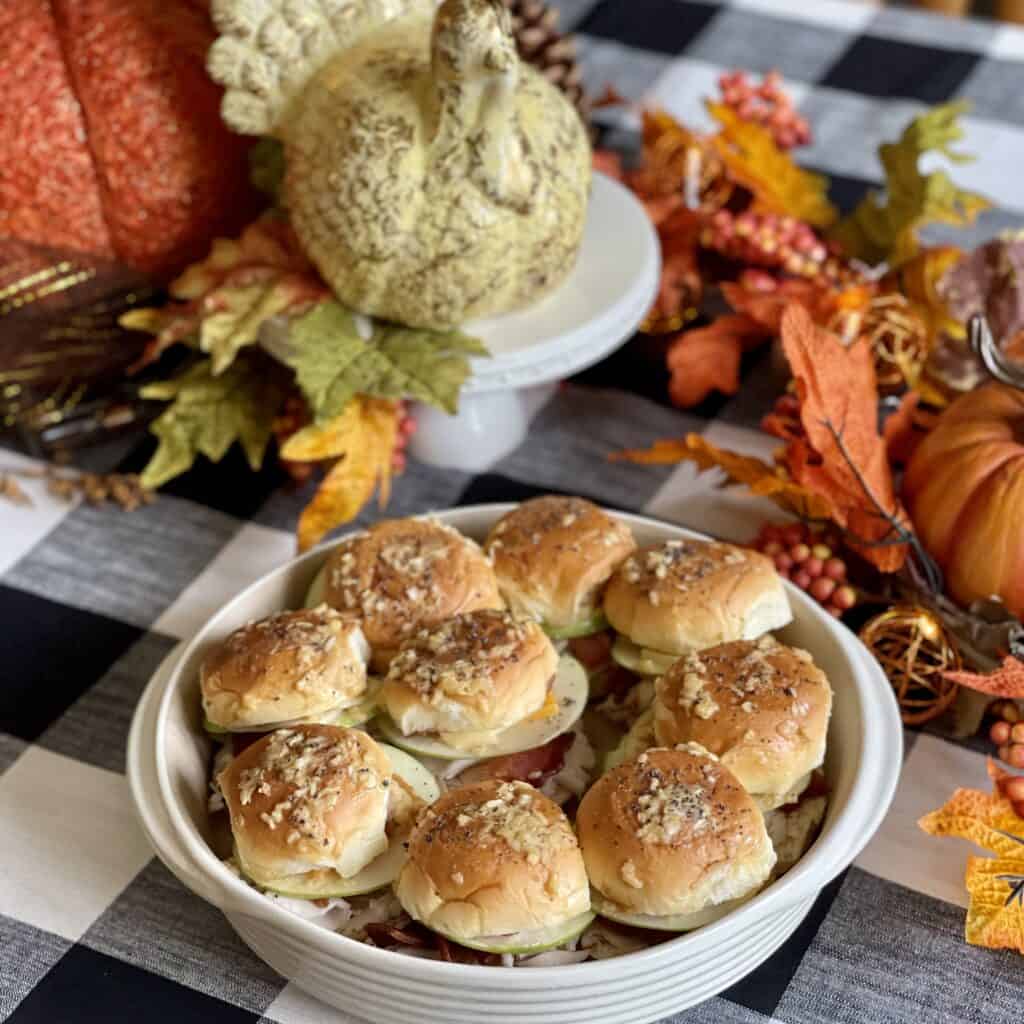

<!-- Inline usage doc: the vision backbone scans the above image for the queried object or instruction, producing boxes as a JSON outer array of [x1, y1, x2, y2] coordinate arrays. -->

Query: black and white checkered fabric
[[3, 1, 1024, 1021]]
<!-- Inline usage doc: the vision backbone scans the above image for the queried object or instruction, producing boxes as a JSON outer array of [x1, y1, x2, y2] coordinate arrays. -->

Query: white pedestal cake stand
[[409, 172, 661, 471]]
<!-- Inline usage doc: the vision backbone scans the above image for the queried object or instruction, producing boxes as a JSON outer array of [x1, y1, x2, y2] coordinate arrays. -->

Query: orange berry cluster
[[750, 521, 857, 618], [718, 70, 811, 149], [701, 209, 837, 279], [990, 704, 1024, 817]]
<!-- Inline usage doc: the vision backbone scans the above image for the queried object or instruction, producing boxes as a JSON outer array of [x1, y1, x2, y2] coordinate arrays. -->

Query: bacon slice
[[455, 732, 575, 787], [568, 630, 613, 670]]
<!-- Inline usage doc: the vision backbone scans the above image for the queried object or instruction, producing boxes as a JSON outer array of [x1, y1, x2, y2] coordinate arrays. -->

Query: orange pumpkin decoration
[[904, 383, 1024, 619], [0, 0, 259, 281]]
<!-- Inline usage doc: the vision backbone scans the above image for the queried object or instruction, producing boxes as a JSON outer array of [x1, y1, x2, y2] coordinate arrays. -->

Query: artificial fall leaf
[[613, 434, 833, 521], [944, 657, 1024, 699], [633, 109, 706, 199], [593, 149, 625, 181], [896, 245, 965, 343], [645, 207, 704, 332], [883, 391, 927, 466], [139, 354, 289, 489], [780, 304, 910, 571], [122, 213, 327, 372], [284, 301, 488, 423], [706, 101, 837, 228], [919, 770, 1024, 954], [295, 397, 400, 552], [720, 276, 839, 332], [665, 315, 766, 407], [830, 102, 991, 268]]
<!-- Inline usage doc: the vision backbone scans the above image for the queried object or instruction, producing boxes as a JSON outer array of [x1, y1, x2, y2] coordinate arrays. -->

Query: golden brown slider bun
[[577, 746, 775, 920], [603, 539, 791, 655], [323, 518, 502, 672], [219, 724, 391, 884], [395, 779, 590, 940], [653, 637, 832, 810], [201, 607, 369, 731], [380, 609, 558, 749], [484, 496, 635, 634]]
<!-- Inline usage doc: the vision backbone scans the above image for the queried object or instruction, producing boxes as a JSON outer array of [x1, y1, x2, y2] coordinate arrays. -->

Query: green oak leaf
[[139, 355, 288, 489], [829, 100, 991, 267], [284, 300, 488, 422]]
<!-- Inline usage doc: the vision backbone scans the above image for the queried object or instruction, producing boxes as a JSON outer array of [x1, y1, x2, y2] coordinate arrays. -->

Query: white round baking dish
[[127, 504, 903, 1024]]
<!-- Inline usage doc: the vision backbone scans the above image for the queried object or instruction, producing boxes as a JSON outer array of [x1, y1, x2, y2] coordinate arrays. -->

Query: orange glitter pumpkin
[[0, 0, 259, 280]]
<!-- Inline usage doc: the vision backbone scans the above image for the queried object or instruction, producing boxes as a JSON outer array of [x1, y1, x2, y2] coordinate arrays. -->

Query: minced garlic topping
[[675, 652, 720, 719], [620, 859, 644, 889], [620, 540, 749, 601], [386, 610, 530, 702], [327, 520, 479, 635], [484, 496, 630, 560], [428, 781, 569, 866], [634, 776, 711, 845], [204, 607, 352, 698], [235, 729, 385, 847]]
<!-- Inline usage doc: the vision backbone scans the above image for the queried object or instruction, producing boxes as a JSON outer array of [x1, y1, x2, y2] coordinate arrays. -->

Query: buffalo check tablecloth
[[3, 1, 1024, 1021]]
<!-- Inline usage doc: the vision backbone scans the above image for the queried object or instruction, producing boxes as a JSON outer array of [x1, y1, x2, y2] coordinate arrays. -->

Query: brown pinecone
[[505, 0, 590, 126]]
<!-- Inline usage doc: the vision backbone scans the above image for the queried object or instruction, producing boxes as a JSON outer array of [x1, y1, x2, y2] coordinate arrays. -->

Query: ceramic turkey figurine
[[208, 0, 592, 329]]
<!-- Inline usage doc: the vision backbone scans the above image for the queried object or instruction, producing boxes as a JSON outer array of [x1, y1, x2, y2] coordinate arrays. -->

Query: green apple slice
[[610, 636, 680, 676], [256, 842, 406, 899], [545, 611, 609, 641], [591, 891, 752, 932], [436, 911, 596, 954], [251, 744, 438, 900], [304, 563, 328, 608], [375, 655, 588, 761], [378, 743, 441, 805]]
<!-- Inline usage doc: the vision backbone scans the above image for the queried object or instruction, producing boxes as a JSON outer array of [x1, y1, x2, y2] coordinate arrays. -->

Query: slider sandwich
[[652, 636, 832, 810], [376, 609, 588, 760], [577, 745, 775, 931], [395, 779, 593, 953], [307, 517, 503, 673], [218, 724, 439, 899], [201, 606, 372, 734], [604, 539, 791, 677], [484, 496, 635, 640]]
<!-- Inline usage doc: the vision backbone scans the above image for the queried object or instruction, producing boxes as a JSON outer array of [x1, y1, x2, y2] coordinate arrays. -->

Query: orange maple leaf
[[665, 315, 768, 408], [780, 304, 910, 571], [644, 207, 704, 333], [613, 434, 833, 521], [721, 277, 838, 332], [944, 657, 1024, 699]]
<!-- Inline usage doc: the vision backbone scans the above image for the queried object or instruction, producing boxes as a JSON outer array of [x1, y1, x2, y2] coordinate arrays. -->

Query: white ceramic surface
[[408, 173, 660, 470], [128, 505, 903, 1024]]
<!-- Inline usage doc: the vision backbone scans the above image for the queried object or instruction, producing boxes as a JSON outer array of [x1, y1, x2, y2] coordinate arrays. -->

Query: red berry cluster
[[750, 522, 857, 618], [701, 210, 834, 279], [392, 405, 417, 472], [717, 70, 811, 149]]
